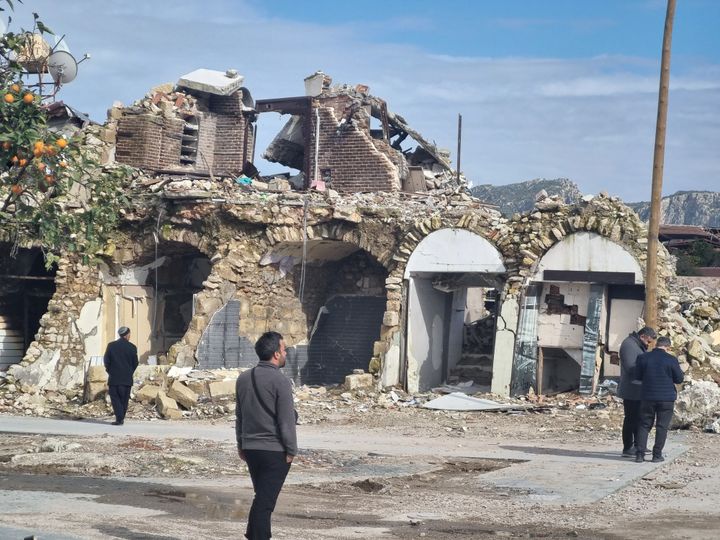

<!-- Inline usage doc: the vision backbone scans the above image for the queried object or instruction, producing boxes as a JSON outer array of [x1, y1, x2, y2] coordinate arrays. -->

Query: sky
[[4, 0, 719, 202]]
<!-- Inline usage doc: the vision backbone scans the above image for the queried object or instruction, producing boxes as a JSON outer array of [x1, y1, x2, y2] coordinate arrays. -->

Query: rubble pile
[[660, 290, 720, 385]]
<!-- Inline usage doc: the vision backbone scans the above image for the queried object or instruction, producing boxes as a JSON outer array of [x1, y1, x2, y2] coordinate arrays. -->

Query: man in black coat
[[617, 326, 656, 457], [634, 335, 684, 463], [103, 326, 139, 426]]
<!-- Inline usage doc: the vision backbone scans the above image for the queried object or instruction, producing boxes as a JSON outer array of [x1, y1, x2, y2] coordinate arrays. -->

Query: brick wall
[[159, 117, 185, 169], [195, 113, 217, 174], [309, 102, 399, 192], [115, 114, 163, 169]]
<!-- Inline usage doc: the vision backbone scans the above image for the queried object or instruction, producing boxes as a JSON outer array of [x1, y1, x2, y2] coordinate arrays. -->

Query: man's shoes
[[622, 447, 637, 457], [651, 455, 665, 463], [111, 420, 124, 426], [635, 452, 644, 463]]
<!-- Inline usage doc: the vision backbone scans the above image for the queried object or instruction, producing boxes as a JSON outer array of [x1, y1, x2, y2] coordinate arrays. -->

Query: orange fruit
[[44, 145, 56, 155], [56, 138, 68, 149], [33, 148, 43, 157], [45, 175, 55, 185], [11, 184, 23, 195], [37, 162, 46, 171], [18, 158, 27, 167], [11, 155, 19, 163], [23, 93, 34, 104], [58, 160, 68, 168], [11, 83, 21, 93], [4, 94, 14, 103]]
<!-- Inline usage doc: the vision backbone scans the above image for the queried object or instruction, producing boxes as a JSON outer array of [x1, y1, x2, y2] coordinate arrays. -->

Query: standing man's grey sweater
[[235, 362, 297, 456]]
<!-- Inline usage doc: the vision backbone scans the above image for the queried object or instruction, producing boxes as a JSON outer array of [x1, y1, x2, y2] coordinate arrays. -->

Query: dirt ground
[[1, 398, 719, 539]]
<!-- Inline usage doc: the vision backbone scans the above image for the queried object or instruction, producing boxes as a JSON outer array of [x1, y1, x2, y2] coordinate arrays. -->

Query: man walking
[[617, 326, 656, 457], [236, 331, 297, 540], [634, 336, 684, 463], [103, 326, 138, 426]]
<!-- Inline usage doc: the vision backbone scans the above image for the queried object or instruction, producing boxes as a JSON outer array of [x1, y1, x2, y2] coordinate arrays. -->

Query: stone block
[[156, 391, 182, 420], [209, 380, 236, 400], [87, 366, 108, 383], [382, 311, 399, 327], [84, 381, 107, 402], [345, 372, 373, 390], [167, 380, 198, 409], [135, 384, 161, 404], [184, 380, 209, 397], [687, 339, 706, 362]]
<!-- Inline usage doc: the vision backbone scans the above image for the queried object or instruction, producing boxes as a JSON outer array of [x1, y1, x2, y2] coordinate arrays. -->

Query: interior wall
[[447, 288, 467, 374], [407, 277, 448, 392]]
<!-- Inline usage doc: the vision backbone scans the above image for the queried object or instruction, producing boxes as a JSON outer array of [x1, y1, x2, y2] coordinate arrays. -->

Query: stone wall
[[8, 257, 102, 394]]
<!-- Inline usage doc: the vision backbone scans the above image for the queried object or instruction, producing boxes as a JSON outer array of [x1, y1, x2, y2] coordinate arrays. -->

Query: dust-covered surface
[[1, 400, 719, 539]]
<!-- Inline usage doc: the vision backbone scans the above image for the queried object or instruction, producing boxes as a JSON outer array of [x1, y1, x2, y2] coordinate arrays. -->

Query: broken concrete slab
[[177, 68, 244, 96], [422, 392, 533, 412]]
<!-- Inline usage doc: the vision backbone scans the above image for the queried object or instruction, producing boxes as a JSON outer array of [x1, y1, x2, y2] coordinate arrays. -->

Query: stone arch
[[512, 227, 649, 398], [377, 218, 516, 395]]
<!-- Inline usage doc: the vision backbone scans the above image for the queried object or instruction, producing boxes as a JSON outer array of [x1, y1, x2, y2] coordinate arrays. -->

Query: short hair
[[656, 336, 672, 348], [638, 326, 656, 339], [255, 331, 283, 362]]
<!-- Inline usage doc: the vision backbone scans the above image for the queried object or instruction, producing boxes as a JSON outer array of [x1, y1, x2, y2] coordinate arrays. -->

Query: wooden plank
[[537, 346, 544, 396]]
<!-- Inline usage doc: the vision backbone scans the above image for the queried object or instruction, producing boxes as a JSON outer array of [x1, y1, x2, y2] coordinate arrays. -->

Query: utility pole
[[645, 0, 676, 329]]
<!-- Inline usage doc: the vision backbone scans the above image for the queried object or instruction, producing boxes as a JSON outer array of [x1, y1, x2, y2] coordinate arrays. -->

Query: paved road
[[0, 413, 687, 505]]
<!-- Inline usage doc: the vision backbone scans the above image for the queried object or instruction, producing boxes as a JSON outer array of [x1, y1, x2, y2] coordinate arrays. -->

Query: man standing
[[617, 326, 656, 457], [103, 326, 138, 426], [634, 335, 684, 463], [236, 331, 297, 540]]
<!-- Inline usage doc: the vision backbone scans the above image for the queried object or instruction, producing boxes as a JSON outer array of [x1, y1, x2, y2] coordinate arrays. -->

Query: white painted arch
[[404, 228, 506, 278], [533, 231, 644, 284]]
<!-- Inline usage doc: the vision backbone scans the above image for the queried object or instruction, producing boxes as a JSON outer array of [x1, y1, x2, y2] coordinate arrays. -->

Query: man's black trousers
[[622, 399, 641, 451], [108, 385, 131, 423], [636, 400, 675, 458], [244, 449, 291, 540]]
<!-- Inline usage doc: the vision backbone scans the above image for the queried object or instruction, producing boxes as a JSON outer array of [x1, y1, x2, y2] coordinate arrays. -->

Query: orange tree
[[1, 3, 131, 266]]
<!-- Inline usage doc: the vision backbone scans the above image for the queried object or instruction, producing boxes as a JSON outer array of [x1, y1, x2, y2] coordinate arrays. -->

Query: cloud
[[9, 0, 720, 201]]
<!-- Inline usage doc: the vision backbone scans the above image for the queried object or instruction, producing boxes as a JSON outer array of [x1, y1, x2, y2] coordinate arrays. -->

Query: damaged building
[[1, 69, 682, 405]]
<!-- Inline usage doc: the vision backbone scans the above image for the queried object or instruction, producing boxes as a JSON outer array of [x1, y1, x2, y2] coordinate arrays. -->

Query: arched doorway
[[404, 229, 506, 393], [512, 232, 645, 395], [0, 246, 56, 371]]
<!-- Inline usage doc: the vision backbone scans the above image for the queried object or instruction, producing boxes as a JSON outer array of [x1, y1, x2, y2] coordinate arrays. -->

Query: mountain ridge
[[470, 179, 720, 227]]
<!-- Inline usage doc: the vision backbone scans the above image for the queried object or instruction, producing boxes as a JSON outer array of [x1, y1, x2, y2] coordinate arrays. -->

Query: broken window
[[180, 115, 199, 165]]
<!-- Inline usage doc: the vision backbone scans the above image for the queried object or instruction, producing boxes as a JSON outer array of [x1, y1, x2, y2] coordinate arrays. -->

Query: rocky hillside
[[472, 180, 720, 226], [470, 178, 581, 215], [628, 191, 720, 227]]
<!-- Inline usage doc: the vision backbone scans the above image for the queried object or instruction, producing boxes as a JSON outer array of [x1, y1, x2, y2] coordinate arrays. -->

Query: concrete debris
[[167, 380, 199, 410], [673, 381, 720, 429], [423, 392, 534, 412]]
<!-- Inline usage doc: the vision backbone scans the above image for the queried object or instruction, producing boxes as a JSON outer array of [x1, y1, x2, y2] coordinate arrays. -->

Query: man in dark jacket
[[103, 326, 138, 426], [634, 336, 684, 463], [236, 331, 297, 540], [617, 326, 656, 456]]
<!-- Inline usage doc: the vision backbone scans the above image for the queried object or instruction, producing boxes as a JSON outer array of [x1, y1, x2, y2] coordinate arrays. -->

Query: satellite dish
[[47, 50, 78, 84]]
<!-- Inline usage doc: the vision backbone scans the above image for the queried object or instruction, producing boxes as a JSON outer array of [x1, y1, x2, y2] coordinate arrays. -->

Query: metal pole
[[456, 114, 462, 183], [645, 0, 676, 329]]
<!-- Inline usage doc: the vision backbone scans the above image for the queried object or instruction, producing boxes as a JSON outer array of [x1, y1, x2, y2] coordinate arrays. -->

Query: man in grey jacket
[[617, 326, 656, 457], [236, 331, 297, 540]]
